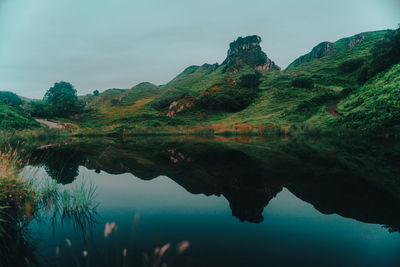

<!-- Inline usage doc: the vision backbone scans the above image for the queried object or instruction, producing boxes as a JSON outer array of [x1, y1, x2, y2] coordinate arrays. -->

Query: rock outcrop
[[288, 41, 334, 69], [223, 35, 280, 72], [348, 33, 366, 49]]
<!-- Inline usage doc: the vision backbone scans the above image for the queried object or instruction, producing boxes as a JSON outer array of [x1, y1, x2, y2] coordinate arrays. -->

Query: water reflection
[[31, 146, 85, 184], [28, 137, 400, 230]]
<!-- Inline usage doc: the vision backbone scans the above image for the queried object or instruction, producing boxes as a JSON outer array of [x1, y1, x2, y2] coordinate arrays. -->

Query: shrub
[[111, 99, 119, 106], [339, 58, 364, 73], [197, 73, 261, 112], [358, 27, 400, 84], [0, 103, 40, 130], [150, 90, 188, 111], [238, 72, 262, 88], [26, 101, 49, 118], [291, 77, 314, 89], [357, 67, 370, 84], [0, 92, 22, 107]]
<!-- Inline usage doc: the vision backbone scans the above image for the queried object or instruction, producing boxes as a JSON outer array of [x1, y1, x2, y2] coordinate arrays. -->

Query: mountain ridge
[[1, 28, 399, 134]]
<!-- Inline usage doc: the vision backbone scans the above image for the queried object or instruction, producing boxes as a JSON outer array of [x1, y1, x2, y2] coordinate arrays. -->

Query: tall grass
[[0, 146, 99, 265], [0, 147, 37, 266], [34, 176, 99, 235], [0, 128, 65, 148]]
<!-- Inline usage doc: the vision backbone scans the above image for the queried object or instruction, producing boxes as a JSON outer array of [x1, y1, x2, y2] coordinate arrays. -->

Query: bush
[[238, 72, 262, 88], [26, 101, 49, 118], [0, 103, 40, 130], [292, 77, 314, 89], [339, 58, 364, 73], [111, 99, 119, 106], [358, 27, 400, 84], [357, 67, 370, 84], [197, 73, 261, 112], [0, 92, 22, 107], [150, 89, 188, 111]]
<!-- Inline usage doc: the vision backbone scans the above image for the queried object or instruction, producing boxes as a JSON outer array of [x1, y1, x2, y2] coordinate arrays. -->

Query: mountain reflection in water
[[29, 137, 400, 229]]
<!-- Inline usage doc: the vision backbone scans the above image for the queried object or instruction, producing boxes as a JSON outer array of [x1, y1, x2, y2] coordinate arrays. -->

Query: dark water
[[18, 137, 400, 266]]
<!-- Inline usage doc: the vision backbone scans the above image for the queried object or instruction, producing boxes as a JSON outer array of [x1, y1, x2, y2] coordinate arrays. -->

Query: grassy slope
[[202, 30, 391, 129], [337, 63, 400, 129], [162, 64, 223, 94], [76, 29, 396, 134], [0, 103, 40, 130], [78, 82, 169, 130], [285, 30, 389, 86]]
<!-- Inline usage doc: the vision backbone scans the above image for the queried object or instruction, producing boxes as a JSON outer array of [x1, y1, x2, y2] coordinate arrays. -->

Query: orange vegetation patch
[[61, 123, 79, 130], [224, 77, 237, 85], [200, 84, 223, 97], [165, 122, 282, 137], [280, 126, 290, 137], [233, 124, 254, 134]]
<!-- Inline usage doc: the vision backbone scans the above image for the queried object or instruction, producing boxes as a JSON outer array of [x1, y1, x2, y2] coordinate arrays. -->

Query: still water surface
[[21, 138, 400, 266]]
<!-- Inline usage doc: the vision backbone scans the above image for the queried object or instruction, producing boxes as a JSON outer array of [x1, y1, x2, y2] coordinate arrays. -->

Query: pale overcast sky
[[0, 0, 398, 98]]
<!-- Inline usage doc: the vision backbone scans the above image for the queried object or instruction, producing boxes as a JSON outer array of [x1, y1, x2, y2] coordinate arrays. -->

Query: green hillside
[[285, 30, 390, 86], [337, 63, 400, 130], [66, 27, 400, 136], [0, 102, 40, 130]]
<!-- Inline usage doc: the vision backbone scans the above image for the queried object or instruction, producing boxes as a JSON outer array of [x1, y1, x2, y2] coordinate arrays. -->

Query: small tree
[[44, 81, 81, 117], [93, 90, 99, 96]]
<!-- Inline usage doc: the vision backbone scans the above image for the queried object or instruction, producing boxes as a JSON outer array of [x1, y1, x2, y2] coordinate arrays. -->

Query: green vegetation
[[291, 76, 314, 89], [0, 91, 23, 107], [151, 88, 188, 111], [0, 103, 40, 130], [0, 147, 37, 265], [0, 145, 98, 265], [43, 81, 82, 117], [27, 81, 83, 119], [26, 100, 48, 117], [358, 27, 400, 84], [0, 91, 39, 130], [2, 28, 399, 137], [339, 58, 364, 74], [197, 73, 262, 111], [338, 63, 400, 130]]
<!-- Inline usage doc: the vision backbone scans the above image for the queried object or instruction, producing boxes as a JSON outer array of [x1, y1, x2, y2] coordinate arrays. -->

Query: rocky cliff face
[[348, 33, 366, 49], [223, 35, 280, 72], [288, 41, 334, 69]]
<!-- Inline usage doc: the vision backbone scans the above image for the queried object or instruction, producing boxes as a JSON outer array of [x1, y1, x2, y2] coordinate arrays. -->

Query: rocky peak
[[223, 35, 280, 72], [348, 34, 366, 49], [288, 41, 334, 69]]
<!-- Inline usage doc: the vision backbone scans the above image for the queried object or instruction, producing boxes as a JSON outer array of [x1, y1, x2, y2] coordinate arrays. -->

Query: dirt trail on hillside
[[34, 118, 64, 129], [328, 104, 342, 117]]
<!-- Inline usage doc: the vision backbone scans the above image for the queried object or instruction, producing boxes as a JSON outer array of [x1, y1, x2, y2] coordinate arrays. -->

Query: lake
[[13, 137, 400, 266]]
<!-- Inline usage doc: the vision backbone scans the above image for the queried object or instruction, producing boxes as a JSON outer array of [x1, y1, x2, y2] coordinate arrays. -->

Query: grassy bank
[[0, 147, 37, 266], [0, 145, 98, 266]]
